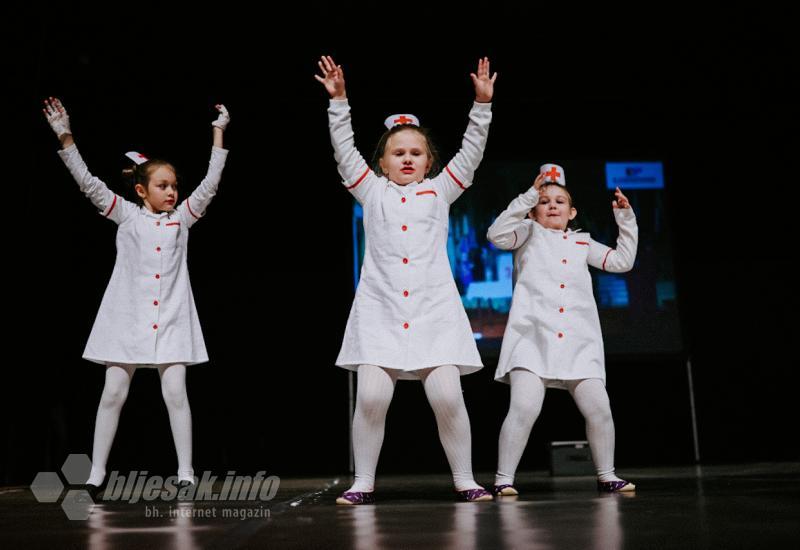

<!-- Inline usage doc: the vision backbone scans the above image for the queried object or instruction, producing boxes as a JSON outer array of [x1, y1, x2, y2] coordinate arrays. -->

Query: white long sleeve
[[177, 146, 228, 228], [432, 102, 493, 204], [587, 208, 638, 272], [57, 144, 134, 224], [327, 99, 376, 205], [487, 187, 538, 250]]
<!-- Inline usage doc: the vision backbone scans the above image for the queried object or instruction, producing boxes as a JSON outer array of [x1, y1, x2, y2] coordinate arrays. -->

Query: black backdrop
[[4, 2, 798, 485]]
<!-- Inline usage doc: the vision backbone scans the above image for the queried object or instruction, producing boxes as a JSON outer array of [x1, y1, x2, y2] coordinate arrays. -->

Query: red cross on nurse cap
[[384, 113, 420, 129], [540, 163, 566, 185], [125, 151, 150, 165]]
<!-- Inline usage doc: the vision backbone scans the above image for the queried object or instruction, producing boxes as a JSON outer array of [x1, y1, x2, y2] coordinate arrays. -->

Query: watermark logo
[[31, 454, 280, 520], [30, 453, 94, 520]]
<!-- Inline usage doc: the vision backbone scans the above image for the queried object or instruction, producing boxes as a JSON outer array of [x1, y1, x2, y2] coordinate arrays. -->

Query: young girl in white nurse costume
[[488, 164, 638, 495], [43, 97, 230, 496], [315, 56, 496, 504]]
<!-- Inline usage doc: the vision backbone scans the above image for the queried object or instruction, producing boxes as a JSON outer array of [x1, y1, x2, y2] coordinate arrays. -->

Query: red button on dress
[[156, 221, 160, 226], [156, 247, 161, 252], [403, 258, 409, 264], [401, 197, 406, 203], [559, 307, 564, 313], [560, 283, 565, 289], [403, 323, 409, 329], [403, 290, 409, 297], [558, 332, 564, 338], [563, 235, 568, 240], [153, 324, 158, 330], [562, 259, 567, 264], [155, 274, 161, 279], [402, 225, 408, 232], [154, 300, 159, 306]]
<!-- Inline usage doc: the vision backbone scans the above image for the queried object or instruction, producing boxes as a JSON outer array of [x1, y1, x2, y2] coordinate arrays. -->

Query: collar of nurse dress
[[138, 206, 179, 220], [532, 220, 584, 235]]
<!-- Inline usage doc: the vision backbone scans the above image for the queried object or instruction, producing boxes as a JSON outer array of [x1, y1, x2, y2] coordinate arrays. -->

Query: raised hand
[[470, 57, 497, 103], [43, 97, 71, 138], [532, 173, 546, 191], [211, 104, 230, 130], [612, 187, 631, 209], [314, 55, 347, 100]]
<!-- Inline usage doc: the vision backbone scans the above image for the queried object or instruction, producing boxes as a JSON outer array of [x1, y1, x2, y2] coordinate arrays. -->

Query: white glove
[[211, 104, 230, 130], [43, 97, 71, 138]]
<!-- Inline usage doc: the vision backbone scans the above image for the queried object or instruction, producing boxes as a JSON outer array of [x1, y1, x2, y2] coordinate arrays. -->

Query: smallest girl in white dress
[[43, 97, 230, 496], [487, 164, 638, 495]]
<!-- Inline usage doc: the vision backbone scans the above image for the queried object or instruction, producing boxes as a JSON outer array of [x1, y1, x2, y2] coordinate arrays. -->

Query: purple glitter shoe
[[456, 487, 494, 502], [597, 479, 636, 493], [336, 491, 375, 505], [492, 484, 519, 497]]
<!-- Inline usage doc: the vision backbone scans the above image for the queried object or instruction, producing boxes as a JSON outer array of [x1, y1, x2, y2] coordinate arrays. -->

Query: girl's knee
[[356, 389, 392, 417], [161, 383, 187, 409], [509, 395, 543, 421], [428, 390, 464, 416], [100, 384, 129, 408]]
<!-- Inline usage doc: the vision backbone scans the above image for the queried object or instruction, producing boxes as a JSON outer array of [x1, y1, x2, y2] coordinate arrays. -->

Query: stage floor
[[1, 462, 798, 549]]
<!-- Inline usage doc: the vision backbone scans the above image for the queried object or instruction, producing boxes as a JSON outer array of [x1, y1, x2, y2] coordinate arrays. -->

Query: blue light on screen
[[606, 162, 664, 190]]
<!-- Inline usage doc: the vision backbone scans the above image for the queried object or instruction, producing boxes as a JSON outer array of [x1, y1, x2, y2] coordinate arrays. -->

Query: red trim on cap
[[165, 222, 180, 227], [445, 166, 466, 190], [346, 167, 371, 190], [576, 241, 589, 246], [602, 249, 613, 271], [104, 195, 117, 217], [186, 199, 200, 220], [416, 190, 437, 197]]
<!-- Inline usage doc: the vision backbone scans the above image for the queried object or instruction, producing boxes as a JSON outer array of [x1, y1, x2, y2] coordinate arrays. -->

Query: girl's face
[[529, 185, 577, 230], [136, 165, 178, 213], [379, 129, 433, 186]]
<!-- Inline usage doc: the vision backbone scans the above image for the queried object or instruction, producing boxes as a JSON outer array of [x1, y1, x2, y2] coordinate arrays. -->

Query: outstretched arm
[[588, 187, 638, 272], [433, 57, 496, 204], [487, 175, 543, 250], [178, 105, 230, 227], [45, 97, 132, 222], [316, 55, 376, 204]]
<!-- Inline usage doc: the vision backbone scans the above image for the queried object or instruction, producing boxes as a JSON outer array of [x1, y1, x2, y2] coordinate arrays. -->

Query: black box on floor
[[549, 440, 595, 476]]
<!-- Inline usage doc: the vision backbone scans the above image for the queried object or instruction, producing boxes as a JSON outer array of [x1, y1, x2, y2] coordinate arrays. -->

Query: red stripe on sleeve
[[346, 168, 371, 190], [602, 249, 613, 271], [104, 195, 117, 217], [445, 166, 466, 190], [186, 199, 200, 220]]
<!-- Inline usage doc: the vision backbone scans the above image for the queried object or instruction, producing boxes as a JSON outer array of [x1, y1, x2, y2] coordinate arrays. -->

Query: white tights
[[348, 364, 482, 492], [495, 369, 623, 486], [86, 363, 194, 485]]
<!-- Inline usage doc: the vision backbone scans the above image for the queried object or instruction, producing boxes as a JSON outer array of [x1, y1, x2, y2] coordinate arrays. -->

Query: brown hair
[[371, 125, 441, 178], [122, 159, 178, 206]]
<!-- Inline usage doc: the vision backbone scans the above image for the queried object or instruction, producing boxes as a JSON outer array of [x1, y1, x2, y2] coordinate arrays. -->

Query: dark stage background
[[4, 2, 798, 485]]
